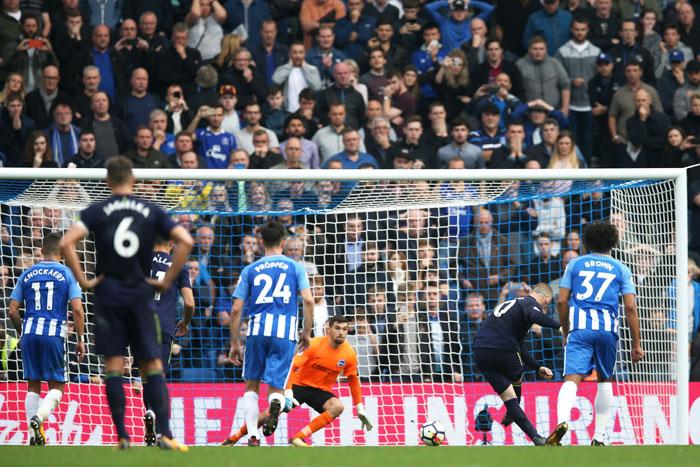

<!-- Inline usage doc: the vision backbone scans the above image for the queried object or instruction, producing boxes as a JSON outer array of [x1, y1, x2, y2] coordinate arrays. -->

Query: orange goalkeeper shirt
[[286, 336, 363, 404]]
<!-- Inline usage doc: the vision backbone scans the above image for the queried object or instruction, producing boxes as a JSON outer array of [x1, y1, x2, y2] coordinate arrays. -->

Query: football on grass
[[420, 421, 445, 446]]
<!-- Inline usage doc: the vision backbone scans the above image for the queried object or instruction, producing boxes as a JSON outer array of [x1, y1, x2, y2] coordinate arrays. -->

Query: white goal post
[[0, 167, 690, 446]]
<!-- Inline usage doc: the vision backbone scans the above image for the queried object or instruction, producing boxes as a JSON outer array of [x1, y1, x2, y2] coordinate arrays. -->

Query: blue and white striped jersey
[[559, 253, 635, 335], [11, 261, 82, 337], [233, 255, 310, 342]]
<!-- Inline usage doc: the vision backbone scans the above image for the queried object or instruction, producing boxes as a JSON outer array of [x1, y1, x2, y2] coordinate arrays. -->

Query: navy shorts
[[94, 304, 162, 361], [21, 334, 66, 383], [474, 347, 525, 395], [292, 385, 337, 414], [242, 335, 296, 389]]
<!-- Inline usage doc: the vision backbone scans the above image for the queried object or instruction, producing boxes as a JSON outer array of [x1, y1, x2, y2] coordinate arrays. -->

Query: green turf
[[0, 446, 697, 467]]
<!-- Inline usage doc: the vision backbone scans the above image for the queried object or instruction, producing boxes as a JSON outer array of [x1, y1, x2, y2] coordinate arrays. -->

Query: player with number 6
[[226, 221, 314, 446]]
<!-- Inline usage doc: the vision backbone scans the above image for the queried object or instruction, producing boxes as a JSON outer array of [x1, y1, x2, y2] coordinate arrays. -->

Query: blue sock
[[105, 374, 129, 440], [143, 372, 172, 438], [505, 398, 539, 441]]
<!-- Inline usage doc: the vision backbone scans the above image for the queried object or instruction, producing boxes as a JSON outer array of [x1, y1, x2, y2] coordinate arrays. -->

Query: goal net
[[0, 168, 689, 446]]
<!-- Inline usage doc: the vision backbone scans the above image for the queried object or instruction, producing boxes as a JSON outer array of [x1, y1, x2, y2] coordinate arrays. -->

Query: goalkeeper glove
[[356, 403, 373, 431], [283, 389, 299, 413]]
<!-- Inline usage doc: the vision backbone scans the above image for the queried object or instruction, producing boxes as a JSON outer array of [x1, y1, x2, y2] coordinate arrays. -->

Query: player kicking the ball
[[60, 156, 193, 451], [547, 221, 644, 446], [223, 315, 373, 446], [227, 221, 314, 446], [472, 283, 561, 446]]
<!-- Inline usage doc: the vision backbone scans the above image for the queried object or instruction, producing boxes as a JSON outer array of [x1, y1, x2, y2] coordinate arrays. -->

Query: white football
[[420, 421, 446, 446]]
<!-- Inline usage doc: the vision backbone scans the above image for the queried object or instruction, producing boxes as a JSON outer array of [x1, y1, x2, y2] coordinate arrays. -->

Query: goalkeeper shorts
[[292, 384, 337, 413]]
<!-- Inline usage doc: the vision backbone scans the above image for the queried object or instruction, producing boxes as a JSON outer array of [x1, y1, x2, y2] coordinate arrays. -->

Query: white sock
[[243, 391, 260, 439], [268, 392, 285, 408], [25, 392, 40, 439], [593, 382, 613, 442], [557, 381, 578, 425], [36, 389, 62, 422]]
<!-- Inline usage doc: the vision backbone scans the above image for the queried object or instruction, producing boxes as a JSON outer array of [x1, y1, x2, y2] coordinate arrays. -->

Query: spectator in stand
[[469, 103, 506, 161], [363, 116, 393, 166], [434, 48, 473, 120], [293, 88, 323, 138], [24, 64, 70, 130], [625, 88, 671, 167], [556, 16, 599, 165], [586, 0, 620, 52], [344, 59, 368, 105], [153, 22, 202, 98], [299, 0, 347, 49], [520, 232, 562, 286], [437, 117, 483, 168], [165, 84, 193, 135], [547, 130, 583, 171], [72, 66, 102, 125], [317, 61, 365, 129], [233, 101, 280, 154], [588, 51, 618, 167], [323, 127, 379, 169], [680, 94, 700, 138], [0, 92, 33, 166], [360, 48, 389, 103], [460, 292, 486, 380], [279, 115, 320, 169], [425, 0, 494, 52], [251, 20, 289, 86], [170, 131, 198, 167], [63, 130, 104, 168], [609, 60, 662, 147], [21, 130, 56, 167], [0, 0, 22, 80], [673, 60, 700, 122], [123, 68, 160, 135], [306, 25, 347, 88], [188, 65, 221, 116], [186, 103, 237, 169], [658, 50, 687, 120], [489, 120, 529, 169], [609, 19, 656, 86], [223, 0, 269, 52], [493, 0, 538, 59], [49, 8, 90, 76], [185, 0, 226, 62], [272, 42, 322, 113], [517, 36, 571, 117], [276, 136, 308, 169], [525, 117, 561, 166], [72, 24, 129, 101], [81, 91, 131, 160], [510, 99, 569, 148], [137, 11, 169, 52], [4, 14, 57, 93], [641, 10, 662, 74], [522, 0, 572, 56], [220, 47, 267, 111], [45, 101, 80, 167], [410, 22, 447, 103], [531, 188, 567, 254], [123, 1, 175, 36], [365, 18, 406, 72], [114, 19, 151, 76], [385, 116, 435, 169], [382, 69, 416, 135], [122, 125, 171, 168], [149, 109, 175, 157], [313, 101, 364, 161], [334, 0, 376, 64], [218, 84, 240, 134], [262, 85, 290, 141], [0, 72, 24, 106], [248, 129, 284, 169], [421, 101, 450, 156], [461, 17, 487, 67], [471, 39, 524, 100], [656, 23, 694, 80], [678, 3, 700, 53]]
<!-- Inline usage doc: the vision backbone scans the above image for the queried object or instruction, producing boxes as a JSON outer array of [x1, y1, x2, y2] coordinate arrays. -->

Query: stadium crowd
[[1, 0, 700, 383]]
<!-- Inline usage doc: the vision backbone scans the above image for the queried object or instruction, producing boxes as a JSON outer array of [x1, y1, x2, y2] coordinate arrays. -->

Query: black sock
[[505, 398, 539, 441], [513, 383, 522, 404], [105, 374, 129, 440], [142, 380, 150, 412], [143, 372, 172, 438]]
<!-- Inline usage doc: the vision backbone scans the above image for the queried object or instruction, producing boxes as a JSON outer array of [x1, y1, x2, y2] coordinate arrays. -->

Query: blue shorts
[[243, 336, 296, 389], [564, 329, 618, 380], [21, 334, 65, 383]]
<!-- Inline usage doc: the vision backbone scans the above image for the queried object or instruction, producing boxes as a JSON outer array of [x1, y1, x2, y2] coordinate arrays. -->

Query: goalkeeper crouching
[[222, 315, 373, 446]]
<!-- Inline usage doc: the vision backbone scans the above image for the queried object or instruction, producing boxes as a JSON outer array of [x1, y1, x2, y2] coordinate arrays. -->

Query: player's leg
[[501, 375, 523, 427], [104, 355, 130, 447], [222, 411, 270, 446], [22, 334, 42, 445], [34, 380, 65, 424], [25, 381, 41, 446], [261, 337, 296, 437], [241, 335, 267, 445], [289, 386, 340, 447], [143, 337, 173, 447], [591, 332, 618, 446], [497, 384, 545, 445], [241, 380, 262, 445]]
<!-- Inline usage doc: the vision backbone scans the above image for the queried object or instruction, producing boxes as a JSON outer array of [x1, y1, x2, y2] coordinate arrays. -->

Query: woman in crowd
[[22, 131, 56, 168], [434, 49, 472, 120]]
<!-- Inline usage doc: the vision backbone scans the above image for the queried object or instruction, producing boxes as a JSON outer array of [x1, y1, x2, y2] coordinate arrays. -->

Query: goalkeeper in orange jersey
[[222, 315, 373, 446]]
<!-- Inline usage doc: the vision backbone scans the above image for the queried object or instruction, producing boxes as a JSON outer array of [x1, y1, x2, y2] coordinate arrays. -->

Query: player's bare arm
[[176, 286, 195, 336], [8, 299, 22, 335], [70, 297, 86, 362], [557, 287, 571, 345], [147, 225, 194, 291], [228, 297, 245, 365], [299, 287, 315, 351], [59, 224, 103, 290], [623, 293, 645, 363]]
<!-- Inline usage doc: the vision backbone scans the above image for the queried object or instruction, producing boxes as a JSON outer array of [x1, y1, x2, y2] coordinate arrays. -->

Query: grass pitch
[[0, 446, 697, 467]]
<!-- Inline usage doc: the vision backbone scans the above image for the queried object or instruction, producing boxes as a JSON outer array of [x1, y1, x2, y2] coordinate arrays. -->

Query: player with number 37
[[227, 221, 315, 446]]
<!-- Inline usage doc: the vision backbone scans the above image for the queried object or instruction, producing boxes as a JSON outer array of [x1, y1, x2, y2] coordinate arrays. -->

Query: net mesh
[[0, 174, 681, 446]]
